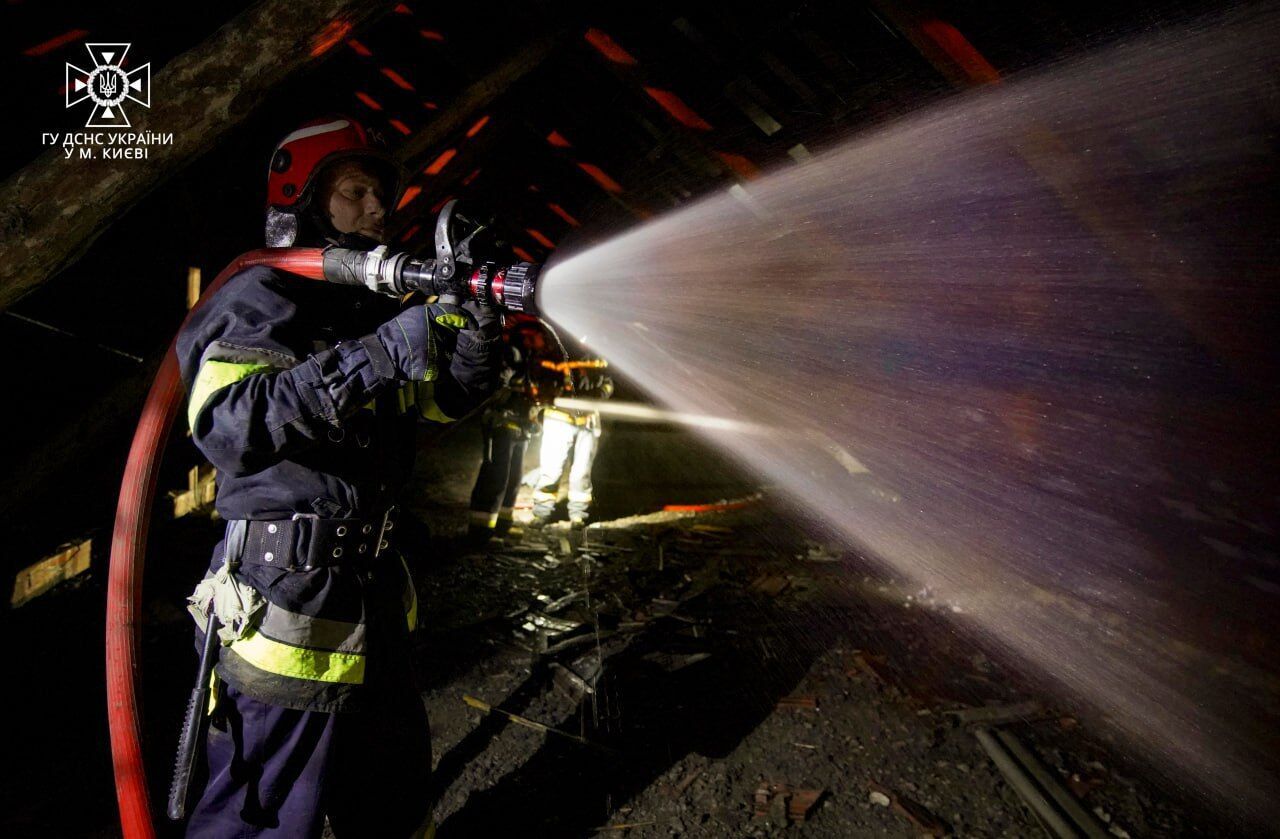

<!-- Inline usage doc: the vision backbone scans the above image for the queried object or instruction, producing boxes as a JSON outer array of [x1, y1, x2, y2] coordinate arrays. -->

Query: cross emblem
[[66, 43, 151, 129]]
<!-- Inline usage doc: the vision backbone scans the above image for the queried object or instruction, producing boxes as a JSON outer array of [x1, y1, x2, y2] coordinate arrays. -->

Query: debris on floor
[[401, 505, 1221, 837], [867, 779, 951, 836], [752, 781, 826, 824]]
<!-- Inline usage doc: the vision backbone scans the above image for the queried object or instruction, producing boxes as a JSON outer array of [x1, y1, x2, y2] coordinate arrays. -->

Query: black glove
[[426, 298, 476, 335], [448, 296, 503, 401], [424, 295, 499, 340], [460, 297, 501, 339], [372, 305, 434, 380]]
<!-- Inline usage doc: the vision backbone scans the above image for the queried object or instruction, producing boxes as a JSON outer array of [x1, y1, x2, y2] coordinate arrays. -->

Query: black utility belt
[[235, 508, 398, 572]]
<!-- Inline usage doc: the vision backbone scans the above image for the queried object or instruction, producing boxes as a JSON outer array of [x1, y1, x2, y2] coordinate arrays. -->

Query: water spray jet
[[536, 7, 1280, 826]]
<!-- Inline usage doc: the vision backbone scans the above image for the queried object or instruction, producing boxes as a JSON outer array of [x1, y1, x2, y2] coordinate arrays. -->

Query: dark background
[[0, 1, 1252, 835]]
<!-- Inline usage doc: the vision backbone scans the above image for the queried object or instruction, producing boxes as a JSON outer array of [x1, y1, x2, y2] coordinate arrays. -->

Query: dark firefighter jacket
[[177, 266, 499, 711]]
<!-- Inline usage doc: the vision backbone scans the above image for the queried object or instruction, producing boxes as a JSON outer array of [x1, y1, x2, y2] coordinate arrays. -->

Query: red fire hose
[[106, 249, 325, 838]]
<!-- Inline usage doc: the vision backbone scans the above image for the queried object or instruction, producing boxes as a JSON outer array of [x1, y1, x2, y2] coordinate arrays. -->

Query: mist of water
[[539, 6, 1280, 824]]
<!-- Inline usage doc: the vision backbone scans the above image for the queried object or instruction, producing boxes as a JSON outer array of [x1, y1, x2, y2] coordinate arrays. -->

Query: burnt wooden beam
[[0, 0, 391, 312], [395, 31, 564, 170]]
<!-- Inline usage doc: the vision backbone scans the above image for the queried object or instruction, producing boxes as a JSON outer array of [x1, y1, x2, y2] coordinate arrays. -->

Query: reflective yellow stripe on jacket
[[222, 563, 418, 686], [187, 360, 272, 427], [230, 630, 368, 684]]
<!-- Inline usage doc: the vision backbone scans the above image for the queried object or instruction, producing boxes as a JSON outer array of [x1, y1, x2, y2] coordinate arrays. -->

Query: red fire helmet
[[265, 116, 400, 211]]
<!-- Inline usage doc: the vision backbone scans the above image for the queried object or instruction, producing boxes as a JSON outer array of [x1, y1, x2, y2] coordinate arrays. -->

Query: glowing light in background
[[309, 18, 353, 57], [24, 28, 90, 57], [584, 28, 638, 65], [423, 148, 456, 175], [526, 228, 556, 250], [576, 162, 624, 194], [396, 185, 421, 210], [547, 202, 581, 227], [643, 87, 713, 131], [380, 67, 415, 91]]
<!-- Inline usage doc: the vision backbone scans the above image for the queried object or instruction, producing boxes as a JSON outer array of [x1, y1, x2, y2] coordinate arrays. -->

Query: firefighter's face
[[320, 160, 389, 242]]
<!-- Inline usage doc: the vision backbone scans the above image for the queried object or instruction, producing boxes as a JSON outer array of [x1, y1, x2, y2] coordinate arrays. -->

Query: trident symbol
[[66, 43, 151, 129]]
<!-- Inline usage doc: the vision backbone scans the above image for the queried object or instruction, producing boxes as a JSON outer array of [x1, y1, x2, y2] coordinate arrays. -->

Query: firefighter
[[177, 117, 500, 837], [530, 361, 613, 528], [465, 316, 563, 544]]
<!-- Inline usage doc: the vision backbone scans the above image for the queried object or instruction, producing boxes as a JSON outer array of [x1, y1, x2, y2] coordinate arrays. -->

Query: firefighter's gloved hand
[[426, 299, 477, 335], [460, 298, 501, 339], [451, 297, 502, 378], [373, 305, 435, 381]]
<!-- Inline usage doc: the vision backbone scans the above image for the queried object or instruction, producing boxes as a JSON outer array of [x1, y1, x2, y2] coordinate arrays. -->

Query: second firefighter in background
[[467, 315, 562, 542], [531, 359, 613, 529], [467, 346, 614, 538]]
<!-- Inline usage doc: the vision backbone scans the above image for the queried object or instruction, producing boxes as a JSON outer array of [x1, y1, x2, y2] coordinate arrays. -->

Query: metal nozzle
[[468, 261, 542, 315], [494, 261, 541, 314], [322, 245, 539, 314]]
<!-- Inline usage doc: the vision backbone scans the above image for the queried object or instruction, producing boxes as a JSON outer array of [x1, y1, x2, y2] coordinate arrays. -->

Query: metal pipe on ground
[[974, 726, 1109, 839], [996, 728, 1110, 838]]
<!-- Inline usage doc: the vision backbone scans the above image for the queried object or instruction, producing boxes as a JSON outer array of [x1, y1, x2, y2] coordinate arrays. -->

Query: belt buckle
[[372, 507, 396, 558], [288, 513, 321, 570]]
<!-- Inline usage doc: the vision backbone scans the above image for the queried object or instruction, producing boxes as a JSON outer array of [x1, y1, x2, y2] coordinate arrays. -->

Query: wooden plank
[[172, 463, 218, 518], [11, 538, 92, 608], [186, 267, 203, 310]]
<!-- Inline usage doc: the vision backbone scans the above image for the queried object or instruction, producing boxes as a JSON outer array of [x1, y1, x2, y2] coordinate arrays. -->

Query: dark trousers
[[468, 424, 528, 534], [186, 681, 433, 838]]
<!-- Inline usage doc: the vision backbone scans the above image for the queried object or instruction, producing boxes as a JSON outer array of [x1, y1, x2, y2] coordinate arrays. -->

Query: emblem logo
[[65, 43, 151, 128]]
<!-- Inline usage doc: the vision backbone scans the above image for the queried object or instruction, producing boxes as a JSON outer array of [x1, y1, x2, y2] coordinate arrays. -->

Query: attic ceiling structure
[[300, 2, 951, 263], [0, 0, 973, 538], [3, 0, 983, 300]]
